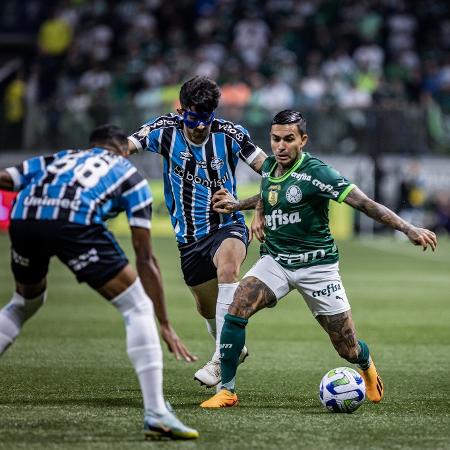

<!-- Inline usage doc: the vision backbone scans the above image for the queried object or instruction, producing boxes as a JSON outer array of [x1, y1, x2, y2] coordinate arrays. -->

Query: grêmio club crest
[[268, 185, 281, 206]]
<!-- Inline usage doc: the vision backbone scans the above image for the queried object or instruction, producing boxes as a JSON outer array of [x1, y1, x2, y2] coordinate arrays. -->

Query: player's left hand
[[160, 323, 198, 362], [212, 188, 239, 213], [405, 226, 437, 251]]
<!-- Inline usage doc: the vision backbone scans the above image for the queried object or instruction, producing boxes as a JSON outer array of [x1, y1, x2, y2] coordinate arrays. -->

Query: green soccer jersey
[[260, 152, 355, 270]]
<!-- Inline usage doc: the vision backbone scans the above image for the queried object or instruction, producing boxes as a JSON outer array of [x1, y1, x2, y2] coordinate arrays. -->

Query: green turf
[[0, 234, 449, 449]]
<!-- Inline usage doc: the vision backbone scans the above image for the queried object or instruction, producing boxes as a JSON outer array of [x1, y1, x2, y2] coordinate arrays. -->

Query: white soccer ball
[[319, 367, 365, 413]]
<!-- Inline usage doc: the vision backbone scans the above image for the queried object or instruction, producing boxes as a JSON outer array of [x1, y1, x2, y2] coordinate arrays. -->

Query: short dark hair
[[179, 76, 221, 113], [271, 110, 307, 136], [89, 124, 128, 147]]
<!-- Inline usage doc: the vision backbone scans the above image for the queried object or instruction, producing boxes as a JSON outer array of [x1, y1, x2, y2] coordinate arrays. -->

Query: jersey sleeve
[[311, 163, 355, 203], [118, 172, 153, 229], [5, 155, 55, 191], [128, 115, 180, 154], [128, 122, 161, 154], [233, 124, 264, 165]]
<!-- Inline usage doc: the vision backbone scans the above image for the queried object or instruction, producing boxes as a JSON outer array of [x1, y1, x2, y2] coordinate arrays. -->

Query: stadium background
[[0, 1, 449, 449]]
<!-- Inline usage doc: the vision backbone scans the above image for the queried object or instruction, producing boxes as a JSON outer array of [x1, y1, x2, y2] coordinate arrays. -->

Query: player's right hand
[[160, 323, 198, 362], [406, 226, 437, 251], [250, 210, 265, 243], [212, 188, 239, 214]]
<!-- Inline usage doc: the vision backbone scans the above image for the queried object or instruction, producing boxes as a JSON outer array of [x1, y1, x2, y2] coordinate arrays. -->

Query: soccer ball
[[319, 367, 365, 413]]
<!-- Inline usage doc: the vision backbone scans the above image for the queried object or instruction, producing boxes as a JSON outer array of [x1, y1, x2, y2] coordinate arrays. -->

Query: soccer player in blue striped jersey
[[128, 76, 267, 388], [0, 124, 199, 440]]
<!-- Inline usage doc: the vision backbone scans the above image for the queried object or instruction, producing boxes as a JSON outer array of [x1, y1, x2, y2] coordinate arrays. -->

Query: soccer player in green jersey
[[200, 109, 437, 408]]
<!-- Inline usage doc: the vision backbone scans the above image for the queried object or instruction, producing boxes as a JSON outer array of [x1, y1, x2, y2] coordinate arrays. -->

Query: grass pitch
[[0, 233, 449, 449]]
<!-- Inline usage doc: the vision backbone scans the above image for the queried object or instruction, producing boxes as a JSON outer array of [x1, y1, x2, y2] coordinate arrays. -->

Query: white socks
[[0, 291, 46, 355], [213, 282, 239, 361], [111, 278, 168, 415]]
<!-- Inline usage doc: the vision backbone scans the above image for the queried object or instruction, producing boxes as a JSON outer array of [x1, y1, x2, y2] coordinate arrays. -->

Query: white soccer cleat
[[194, 346, 249, 388]]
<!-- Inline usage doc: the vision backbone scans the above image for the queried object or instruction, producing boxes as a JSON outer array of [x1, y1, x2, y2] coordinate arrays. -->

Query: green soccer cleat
[[143, 405, 199, 440]]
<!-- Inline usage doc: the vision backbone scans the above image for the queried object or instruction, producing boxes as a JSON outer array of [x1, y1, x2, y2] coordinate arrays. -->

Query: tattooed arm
[[212, 189, 260, 212], [344, 186, 437, 251], [248, 151, 268, 174], [230, 276, 276, 319], [249, 198, 265, 242]]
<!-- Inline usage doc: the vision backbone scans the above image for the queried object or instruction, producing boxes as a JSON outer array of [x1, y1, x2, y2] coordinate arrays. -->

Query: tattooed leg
[[220, 277, 276, 391], [229, 276, 277, 319], [316, 311, 360, 362]]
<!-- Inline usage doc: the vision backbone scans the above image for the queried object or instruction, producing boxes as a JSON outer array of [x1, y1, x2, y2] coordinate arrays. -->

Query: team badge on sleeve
[[137, 126, 151, 138], [286, 185, 302, 204], [268, 185, 281, 206]]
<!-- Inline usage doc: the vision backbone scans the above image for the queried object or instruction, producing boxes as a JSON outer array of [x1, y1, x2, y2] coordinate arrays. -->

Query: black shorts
[[178, 223, 249, 287], [9, 220, 129, 289]]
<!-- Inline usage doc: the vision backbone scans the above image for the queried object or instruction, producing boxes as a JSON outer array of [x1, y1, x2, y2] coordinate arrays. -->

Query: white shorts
[[244, 255, 351, 317]]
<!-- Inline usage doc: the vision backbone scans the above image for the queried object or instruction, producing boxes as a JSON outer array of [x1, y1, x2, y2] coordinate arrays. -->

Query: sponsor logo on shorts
[[312, 283, 342, 298], [286, 185, 302, 203], [174, 165, 229, 188], [68, 248, 99, 272], [274, 249, 326, 265], [265, 208, 301, 230], [12, 249, 30, 267], [220, 343, 232, 349], [230, 231, 243, 238]]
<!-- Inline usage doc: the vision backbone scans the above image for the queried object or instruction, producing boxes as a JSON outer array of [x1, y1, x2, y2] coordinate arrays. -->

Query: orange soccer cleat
[[200, 389, 239, 408], [358, 358, 384, 403]]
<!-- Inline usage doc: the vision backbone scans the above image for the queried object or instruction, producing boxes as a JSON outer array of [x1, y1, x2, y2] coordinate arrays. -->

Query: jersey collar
[[268, 152, 306, 182]]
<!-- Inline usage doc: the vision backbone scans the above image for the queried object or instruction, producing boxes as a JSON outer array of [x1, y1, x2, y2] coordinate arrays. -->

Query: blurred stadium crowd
[[0, 0, 449, 233]]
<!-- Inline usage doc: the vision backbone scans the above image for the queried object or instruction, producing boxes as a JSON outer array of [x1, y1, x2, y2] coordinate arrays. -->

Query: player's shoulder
[[261, 154, 277, 175], [90, 147, 141, 177], [300, 152, 332, 172], [141, 113, 182, 134], [211, 118, 251, 142], [54, 148, 81, 159]]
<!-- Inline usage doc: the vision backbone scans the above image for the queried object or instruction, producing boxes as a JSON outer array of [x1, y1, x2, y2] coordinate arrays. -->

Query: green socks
[[220, 313, 248, 392], [355, 339, 371, 370]]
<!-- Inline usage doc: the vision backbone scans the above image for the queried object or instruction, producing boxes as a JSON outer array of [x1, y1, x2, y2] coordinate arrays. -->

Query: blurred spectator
[[1, 0, 450, 158], [396, 162, 427, 227], [3, 71, 27, 148]]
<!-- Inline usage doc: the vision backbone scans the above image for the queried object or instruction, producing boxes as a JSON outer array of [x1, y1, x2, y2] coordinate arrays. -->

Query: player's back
[[9, 147, 151, 227]]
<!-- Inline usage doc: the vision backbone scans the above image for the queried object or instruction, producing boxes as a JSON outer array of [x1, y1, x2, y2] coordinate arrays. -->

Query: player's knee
[[217, 262, 240, 283], [127, 343, 162, 374], [3, 291, 47, 326], [196, 303, 214, 318], [110, 278, 154, 317]]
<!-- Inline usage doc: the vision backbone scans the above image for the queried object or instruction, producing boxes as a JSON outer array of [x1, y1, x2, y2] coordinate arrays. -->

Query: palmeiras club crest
[[286, 185, 302, 203], [268, 185, 281, 206]]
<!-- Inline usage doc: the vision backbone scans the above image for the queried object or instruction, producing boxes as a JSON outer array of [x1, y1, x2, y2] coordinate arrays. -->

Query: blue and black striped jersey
[[129, 114, 262, 243], [6, 147, 152, 229]]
